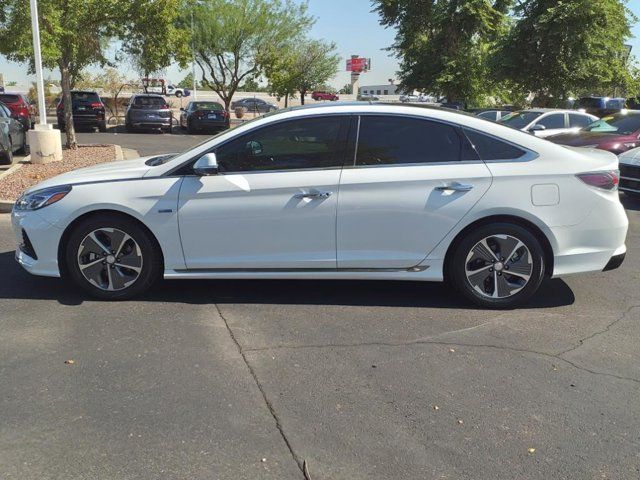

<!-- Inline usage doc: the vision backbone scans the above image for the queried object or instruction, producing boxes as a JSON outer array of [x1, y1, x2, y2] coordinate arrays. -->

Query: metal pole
[[191, 10, 197, 100], [29, 0, 47, 125]]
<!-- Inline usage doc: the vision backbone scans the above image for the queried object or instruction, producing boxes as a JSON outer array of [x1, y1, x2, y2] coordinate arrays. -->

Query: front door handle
[[435, 182, 474, 192], [294, 191, 333, 199]]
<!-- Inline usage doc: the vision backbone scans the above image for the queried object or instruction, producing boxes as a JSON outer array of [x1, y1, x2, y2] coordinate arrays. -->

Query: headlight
[[14, 185, 72, 211]]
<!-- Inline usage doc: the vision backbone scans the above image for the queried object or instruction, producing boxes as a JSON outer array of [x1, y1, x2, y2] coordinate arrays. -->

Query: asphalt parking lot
[[0, 133, 639, 478]]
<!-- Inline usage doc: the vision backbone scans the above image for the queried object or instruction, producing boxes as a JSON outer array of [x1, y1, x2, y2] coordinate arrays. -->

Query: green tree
[[373, 0, 513, 105], [124, 0, 191, 81], [339, 83, 353, 95], [178, 72, 196, 89], [0, 0, 122, 148], [495, 0, 636, 105], [265, 39, 339, 106], [191, 0, 313, 112]]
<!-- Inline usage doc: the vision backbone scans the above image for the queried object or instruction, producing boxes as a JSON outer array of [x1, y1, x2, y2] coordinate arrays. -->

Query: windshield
[[582, 113, 640, 134], [133, 96, 167, 107], [498, 111, 541, 129]]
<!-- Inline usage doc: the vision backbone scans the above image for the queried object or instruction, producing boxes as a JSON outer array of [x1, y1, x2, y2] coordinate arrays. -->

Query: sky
[[1, 0, 639, 90]]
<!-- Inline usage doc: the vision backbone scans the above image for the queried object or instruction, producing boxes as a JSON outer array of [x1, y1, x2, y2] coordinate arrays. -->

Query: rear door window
[[463, 129, 526, 161], [537, 113, 565, 129], [355, 115, 463, 166], [71, 92, 101, 103], [569, 114, 594, 128]]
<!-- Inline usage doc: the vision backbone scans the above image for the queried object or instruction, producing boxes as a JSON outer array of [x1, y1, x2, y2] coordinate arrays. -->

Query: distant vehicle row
[[0, 100, 29, 164]]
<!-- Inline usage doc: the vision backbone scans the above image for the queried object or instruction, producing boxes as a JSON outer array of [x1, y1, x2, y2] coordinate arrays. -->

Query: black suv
[[57, 91, 107, 132], [125, 94, 173, 133]]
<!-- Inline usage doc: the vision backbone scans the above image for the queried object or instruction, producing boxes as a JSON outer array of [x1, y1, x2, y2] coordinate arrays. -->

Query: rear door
[[336, 115, 493, 269], [533, 112, 568, 137]]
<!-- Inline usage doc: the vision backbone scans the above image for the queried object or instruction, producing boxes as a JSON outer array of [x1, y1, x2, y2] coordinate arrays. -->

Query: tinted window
[[356, 116, 463, 166], [0, 103, 7, 117], [499, 111, 541, 129], [191, 102, 223, 111], [583, 113, 640, 134], [0, 94, 20, 104], [215, 116, 344, 172], [537, 113, 565, 129], [71, 91, 100, 103], [477, 111, 498, 121], [133, 96, 167, 107], [569, 114, 593, 128], [463, 129, 526, 161]]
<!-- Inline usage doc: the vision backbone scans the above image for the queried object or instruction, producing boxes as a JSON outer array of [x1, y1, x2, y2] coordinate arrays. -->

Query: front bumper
[[11, 208, 63, 277]]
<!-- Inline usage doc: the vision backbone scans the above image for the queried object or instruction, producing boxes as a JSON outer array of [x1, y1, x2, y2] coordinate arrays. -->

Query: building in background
[[359, 84, 398, 96]]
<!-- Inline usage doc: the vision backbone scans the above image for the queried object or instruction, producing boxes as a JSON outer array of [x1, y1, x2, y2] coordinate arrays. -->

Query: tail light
[[576, 170, 619, 191], [160, 104, 170, 110], [90, 102, 103, 109]]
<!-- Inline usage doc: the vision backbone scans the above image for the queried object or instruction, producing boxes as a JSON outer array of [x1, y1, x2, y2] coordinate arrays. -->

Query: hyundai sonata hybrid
[[11, 103, 628, 308]]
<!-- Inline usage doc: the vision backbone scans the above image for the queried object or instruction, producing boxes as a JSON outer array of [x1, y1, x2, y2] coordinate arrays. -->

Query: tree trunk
[[59, 62, 77, 150], [284, 93, 289, 108], [300, 90, 306, 105]]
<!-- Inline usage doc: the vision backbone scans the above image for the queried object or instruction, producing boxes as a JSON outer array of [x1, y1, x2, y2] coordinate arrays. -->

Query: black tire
[[59, 122, 66, 132], [449, 223, 546, 309], [187, 120, 196, 134], [63, 214, 162, 300], [0, 145, 13, 165], [125, 122, 135, 133], [175, 91, 183, 98], [162, 125, 172, 134], [17, 131, 29, 155], [98, 121, 107, 133]]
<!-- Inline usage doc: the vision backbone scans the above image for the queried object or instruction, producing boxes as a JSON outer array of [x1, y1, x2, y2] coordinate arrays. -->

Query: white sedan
[[11, 104, 628, 308], [499, 109, 598, 138]]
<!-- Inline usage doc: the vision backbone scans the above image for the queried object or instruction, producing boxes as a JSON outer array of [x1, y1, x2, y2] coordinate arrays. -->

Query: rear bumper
[[603, 251, 626, 271], [190, 118, 229, 129]]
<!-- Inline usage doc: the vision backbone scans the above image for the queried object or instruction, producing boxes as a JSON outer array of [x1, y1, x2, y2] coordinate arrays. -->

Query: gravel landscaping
[[0, 145, 116, 201]]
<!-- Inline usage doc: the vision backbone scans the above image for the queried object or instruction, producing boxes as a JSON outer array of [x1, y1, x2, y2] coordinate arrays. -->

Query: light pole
[[28, 0, 63, 164], [191, 10, 197, 100], [29, 0, 47, 125]]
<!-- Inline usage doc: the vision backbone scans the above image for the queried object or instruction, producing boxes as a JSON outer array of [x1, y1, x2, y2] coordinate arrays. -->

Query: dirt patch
[[0, 145, 117, 201]]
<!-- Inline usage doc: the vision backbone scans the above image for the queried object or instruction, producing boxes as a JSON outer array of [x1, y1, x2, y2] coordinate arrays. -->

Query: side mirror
[[193, 152, 219, 176], [180, 107, 185, 112], [529, 124, 546, 132], [245, 140, 263, 156]]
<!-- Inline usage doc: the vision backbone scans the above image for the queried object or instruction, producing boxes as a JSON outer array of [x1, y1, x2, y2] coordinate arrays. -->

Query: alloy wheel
[[76, 228, 143, 291], [464, 234, 533, 299]]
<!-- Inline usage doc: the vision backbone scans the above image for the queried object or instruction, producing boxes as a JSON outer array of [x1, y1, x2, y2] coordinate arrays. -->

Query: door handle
[[435, 182, 474, 192], [293, 191, 333, 199]]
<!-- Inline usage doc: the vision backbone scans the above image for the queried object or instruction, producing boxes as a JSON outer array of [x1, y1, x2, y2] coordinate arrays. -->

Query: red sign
[[347, 57, 368, 73]]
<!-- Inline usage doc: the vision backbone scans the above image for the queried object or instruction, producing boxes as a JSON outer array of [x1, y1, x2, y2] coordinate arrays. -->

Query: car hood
[[26, 156, 158, 193], [546, 131, 628, 146]]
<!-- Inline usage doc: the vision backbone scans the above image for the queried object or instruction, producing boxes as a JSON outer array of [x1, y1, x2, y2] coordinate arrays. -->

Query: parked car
[[56, 91, 107, 132], [476, 110, 512, 122], [358, 94, 379, 101], [399, 94, 420, 103], [0, 93, 35, 131], [231, 98, 278, 114], [498, 109, 598, 138], [574, 96, 627, 118], [12, 103, 627, 308], [547, 111, 640, 155], [0, 101, 28, 164], [618, 147, 640, 199], [125, 94, 172, 133], [311, 91, 339, 101], [179, 101, 230, 134], [440, 102, 465, 111]]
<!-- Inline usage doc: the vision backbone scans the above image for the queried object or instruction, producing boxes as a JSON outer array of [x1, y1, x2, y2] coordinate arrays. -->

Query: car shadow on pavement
[[0, 251, 575, 309]]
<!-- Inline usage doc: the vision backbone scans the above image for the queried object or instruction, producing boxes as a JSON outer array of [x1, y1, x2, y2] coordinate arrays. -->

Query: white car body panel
[[10, 103, 627, 288]]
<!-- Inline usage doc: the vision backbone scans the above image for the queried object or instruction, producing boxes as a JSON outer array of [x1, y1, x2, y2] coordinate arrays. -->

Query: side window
[[215, 116, 345, 173], [463, 129, 526, 161], [569, 114, 594, 128], [478, 111, 496, 121], [537, 114, 565, 129], [356, 116, 463, 166]]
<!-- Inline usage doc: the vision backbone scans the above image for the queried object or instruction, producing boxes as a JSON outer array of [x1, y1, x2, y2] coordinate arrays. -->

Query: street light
[[29, 0, 46, 125]]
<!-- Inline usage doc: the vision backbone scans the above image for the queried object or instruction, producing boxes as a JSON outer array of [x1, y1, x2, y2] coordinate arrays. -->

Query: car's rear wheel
[[0, 141, 13, 165], [98, 121, 107, 133], [175, 91, 183, 98], [449, 223, 545, 309], [64, 215, 162, 300]]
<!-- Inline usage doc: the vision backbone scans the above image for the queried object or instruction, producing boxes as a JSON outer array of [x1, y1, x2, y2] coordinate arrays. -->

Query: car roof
[[133, 93, 165, 98]]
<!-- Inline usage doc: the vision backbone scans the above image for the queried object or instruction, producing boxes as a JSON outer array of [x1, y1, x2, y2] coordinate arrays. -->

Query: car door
[[0, 103, 20, 152], [177, 115, 350, 269], [568, 113, 596, 131], [532, 112, 567, 137], [336, 115, 493, 269]]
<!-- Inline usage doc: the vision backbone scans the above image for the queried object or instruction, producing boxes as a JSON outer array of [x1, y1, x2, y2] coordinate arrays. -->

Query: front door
[[337, 115, 493, 269], [178, 115, 349, 269]]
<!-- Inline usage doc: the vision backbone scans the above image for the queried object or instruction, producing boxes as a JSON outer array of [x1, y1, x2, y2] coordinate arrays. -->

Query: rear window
[[463, 129, 526, 161], [583, 113, 640, 135], [133, 96, 167, 107], [192, 102, 223, 111], [71, 92, 100, 103], [499, 111, 540, 129], [0, 94, 21, 104]]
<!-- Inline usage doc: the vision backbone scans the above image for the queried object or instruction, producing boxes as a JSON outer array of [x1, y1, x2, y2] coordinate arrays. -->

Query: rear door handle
[[293, 191, 333, 199], [435, 182, 474, 192]]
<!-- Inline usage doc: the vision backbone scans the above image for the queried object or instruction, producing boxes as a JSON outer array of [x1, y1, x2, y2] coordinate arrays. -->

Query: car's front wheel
[[449, 223, 545, 309], [64, 214, 162, 300]]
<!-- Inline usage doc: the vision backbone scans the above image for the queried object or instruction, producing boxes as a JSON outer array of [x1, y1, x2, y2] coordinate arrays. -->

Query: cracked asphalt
[[0, 195, 638, 480]]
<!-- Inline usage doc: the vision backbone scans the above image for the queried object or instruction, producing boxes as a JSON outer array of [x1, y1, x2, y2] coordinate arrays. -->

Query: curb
[[114, 144, 124, 161], [0, 155, 31, 213]]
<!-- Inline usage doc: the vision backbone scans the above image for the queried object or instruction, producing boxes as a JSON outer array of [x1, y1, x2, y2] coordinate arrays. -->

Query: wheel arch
[[57, 209, 165, 278], [443, 214, 555, 282]]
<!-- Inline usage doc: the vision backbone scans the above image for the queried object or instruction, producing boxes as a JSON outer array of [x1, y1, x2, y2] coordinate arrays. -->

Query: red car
[[311, 91, 339, 101], [547, 111, 640, 155], [0, 93, 34, 132]]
